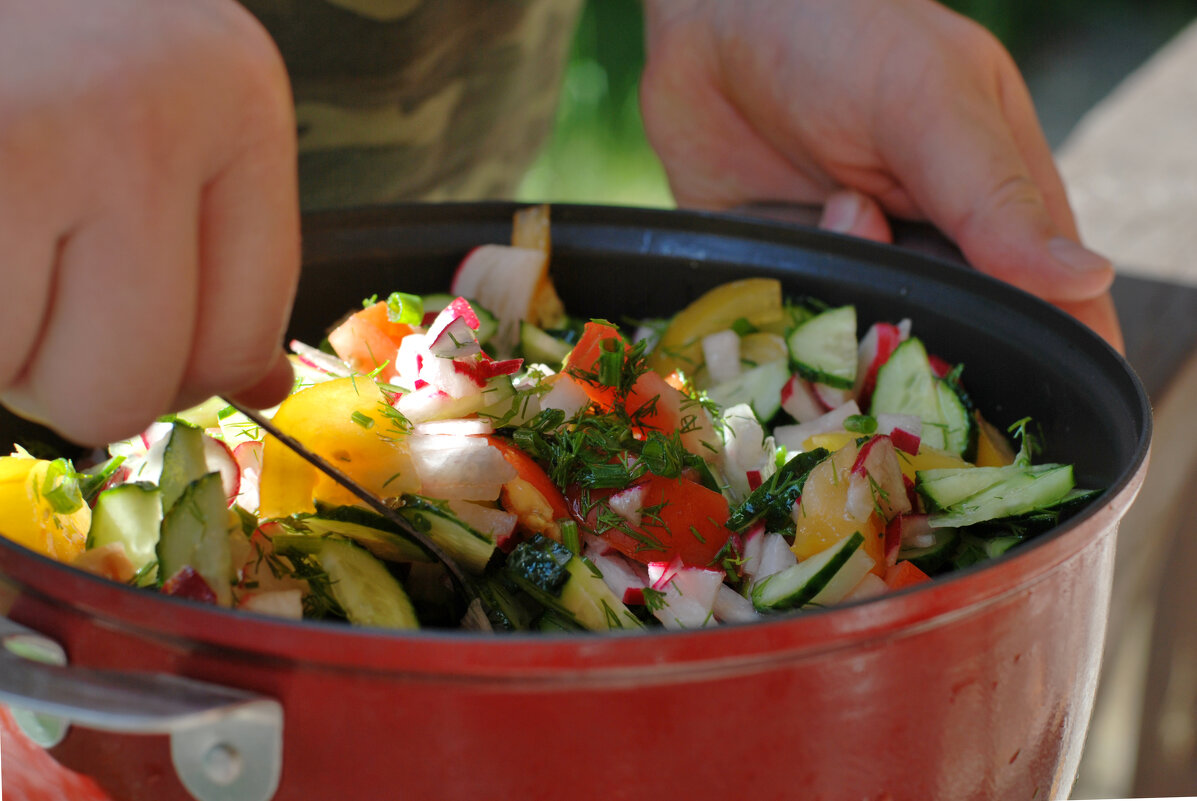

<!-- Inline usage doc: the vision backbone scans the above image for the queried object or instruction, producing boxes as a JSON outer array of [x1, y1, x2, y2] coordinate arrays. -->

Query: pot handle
[[0, 615, 282, 801]]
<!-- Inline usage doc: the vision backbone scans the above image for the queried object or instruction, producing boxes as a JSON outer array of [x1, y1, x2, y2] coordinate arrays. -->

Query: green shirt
[[240, 0, 583, 209]]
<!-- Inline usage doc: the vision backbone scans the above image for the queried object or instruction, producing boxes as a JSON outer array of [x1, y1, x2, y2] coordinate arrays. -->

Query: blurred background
[[518, 0, 1197, 206]]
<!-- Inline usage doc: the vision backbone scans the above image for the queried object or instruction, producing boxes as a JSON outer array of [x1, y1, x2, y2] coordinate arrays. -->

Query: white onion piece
[[702, 329, 741, 384], [712, 584, 759, 623], [540, 373, 590, 421], [608, 483, 647, 528], [757, 532, 797, 581], [842, 573, 889, 603], [718, 404, 775, 503], [773, 400, 862, 453], [238, 589, 304, 620], [414, 418, 495, 437], [447, 500, 517, 544], [450, 244, 545, 356], [875, 414, 923, 439], [408, 434, 516, 501]]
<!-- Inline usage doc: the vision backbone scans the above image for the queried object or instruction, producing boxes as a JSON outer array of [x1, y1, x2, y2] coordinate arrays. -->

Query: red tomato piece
[[327, 301, 415, 381], [568, 474, 732, 568], [885, 560, 932, 590], [488, 437, 571, 542]]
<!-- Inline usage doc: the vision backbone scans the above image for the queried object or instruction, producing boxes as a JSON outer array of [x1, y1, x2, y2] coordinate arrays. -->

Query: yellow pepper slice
[[258, 377, 420, 518], [0, 455, 90, 562], [648, 278, 783, 376]]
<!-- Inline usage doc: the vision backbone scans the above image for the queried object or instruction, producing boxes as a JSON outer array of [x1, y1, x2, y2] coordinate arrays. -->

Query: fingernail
[[1048, 237, 1110, 274], [820, 192, 864, 234]]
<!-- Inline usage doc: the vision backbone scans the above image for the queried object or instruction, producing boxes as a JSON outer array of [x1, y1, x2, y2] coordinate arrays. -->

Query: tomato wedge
[[328, 300, 415, 381], [567, 473, 731, 567], [487, 437, 571, 542], [565, 321, 716, 454]]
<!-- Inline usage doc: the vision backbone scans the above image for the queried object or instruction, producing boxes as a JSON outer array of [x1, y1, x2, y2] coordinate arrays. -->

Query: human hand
[[640, 0, 1123, 351], [0, 0, 301, 445]]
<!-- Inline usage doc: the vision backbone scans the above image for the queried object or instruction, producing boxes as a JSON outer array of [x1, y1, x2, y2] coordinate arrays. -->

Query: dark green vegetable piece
[[506, 534, 573, 596], [727, 447, 829, 533]]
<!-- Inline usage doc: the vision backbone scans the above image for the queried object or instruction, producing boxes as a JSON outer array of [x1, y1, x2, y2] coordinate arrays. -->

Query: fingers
[[819, 190, 893, 243], [180, 33, 301, 412]]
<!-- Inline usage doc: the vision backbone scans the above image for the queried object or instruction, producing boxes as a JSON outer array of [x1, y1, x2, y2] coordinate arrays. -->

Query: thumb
[[946, 170, 1114, 304]]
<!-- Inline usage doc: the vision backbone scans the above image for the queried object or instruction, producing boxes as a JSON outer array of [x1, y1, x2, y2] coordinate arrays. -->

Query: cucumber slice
[[917, 465, 1023, 511], [896, 527, 959, 574], [88, 482, 163, 572], [157, 472, 234, 605], [927, 464, 1074, 528], [869, 338, 974, 456], [395, 495, 498, 574], [274, 534, 419, 629], [302, 504, 432, 564], [706, 358, 789, 421], [506, 534, 641, 631], [158, 423, 208, 511], [786, 305, 857, 390], [751, 531, 865, 611], [519, 321, 572, 367]]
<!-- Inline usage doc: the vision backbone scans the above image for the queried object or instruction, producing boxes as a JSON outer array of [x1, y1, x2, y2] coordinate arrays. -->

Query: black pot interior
[[0, 201, 1150, 523]]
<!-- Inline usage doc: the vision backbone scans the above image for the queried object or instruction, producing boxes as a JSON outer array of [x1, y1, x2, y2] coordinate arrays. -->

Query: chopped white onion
[[702, 329, 742, 384], [408, 434, 516, 501], [414, 418, 495, 437], [712, 584, 760, 623]]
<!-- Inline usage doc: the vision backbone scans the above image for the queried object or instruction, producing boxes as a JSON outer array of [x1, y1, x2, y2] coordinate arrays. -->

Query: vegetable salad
[[1, 206, 1096, 632]]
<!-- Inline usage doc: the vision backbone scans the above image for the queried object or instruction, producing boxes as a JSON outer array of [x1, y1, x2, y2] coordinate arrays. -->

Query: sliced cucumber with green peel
[[786, 305, 857, 389], [506, 534, 641, 631], [158, 423, 208, 511], [157, 472, 234, 606], [302, 504, 433, 564], [869, 338, 974, 457], [926, 463, 1074, 528], [706, 358, 789, 420], [274, 534, 419, 629], [519, 321, 572, 366], [88, 482, 163, 573], [395, 494, 498, 574], [752, 531, 865, 611]]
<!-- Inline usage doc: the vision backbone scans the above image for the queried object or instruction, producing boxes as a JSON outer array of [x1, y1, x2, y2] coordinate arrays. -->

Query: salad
[[0, 206, 1097, 632]]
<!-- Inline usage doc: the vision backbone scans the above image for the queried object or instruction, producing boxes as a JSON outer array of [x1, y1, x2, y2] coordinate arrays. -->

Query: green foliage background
[[518, 0, 1197, 207]]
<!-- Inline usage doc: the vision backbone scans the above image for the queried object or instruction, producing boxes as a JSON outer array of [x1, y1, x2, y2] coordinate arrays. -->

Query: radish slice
[[232, 440, 263, 513], [712, 584, 759, 623], [888, 427, 922, 456], [813, 382, 852, 411], [780, 375, 824, 423], [585, 546, 647, 606], [649, 564, 725, 630], [718, 403, 776, 502], [451, 244, 546, 356], [408, 434, 516, 501], [739, 523, 767, 579], [875, 414, 922, 440], [426, 298, 482, 359], [203, 436, 241, 507], [853, 322, 902, 406], [289, 339, 352, 378], [772, 400, 862, 452], [701, 329, 741, 384]]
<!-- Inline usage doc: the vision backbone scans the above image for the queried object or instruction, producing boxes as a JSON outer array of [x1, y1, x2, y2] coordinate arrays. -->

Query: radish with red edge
[[846, 436, 910, 522], [780, 374, 823, 423], [584, 546, 647, 606], [161, 565, 218, 604], [609, 482, 647, 528], [232, 440, 263, 513], [426, 297, 482, 359], [648, 563, 725, 629], [813, 382, 852, 411], [854, 322, 903, 407], [202, 435, 241, 507], [889, 427, 921, 455], [739, 523, 767, 579]]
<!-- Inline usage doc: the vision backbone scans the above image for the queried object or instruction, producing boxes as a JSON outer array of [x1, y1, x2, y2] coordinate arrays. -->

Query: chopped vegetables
[[0, 205, 1095, 633]]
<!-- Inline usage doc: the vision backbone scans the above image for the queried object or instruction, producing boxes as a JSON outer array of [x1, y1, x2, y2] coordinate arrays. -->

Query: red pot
[[0, 204, 1151, 801]]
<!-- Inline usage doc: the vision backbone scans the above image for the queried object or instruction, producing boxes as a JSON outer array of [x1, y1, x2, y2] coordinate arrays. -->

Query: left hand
[[639, 0, 1122, 351]]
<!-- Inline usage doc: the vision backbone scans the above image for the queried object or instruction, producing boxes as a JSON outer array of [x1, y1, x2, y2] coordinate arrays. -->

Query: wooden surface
[[1058, 19, 1197, 797]]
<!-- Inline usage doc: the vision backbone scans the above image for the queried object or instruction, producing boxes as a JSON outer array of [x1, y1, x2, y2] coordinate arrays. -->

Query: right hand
[[0, 0, 301, 445]]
